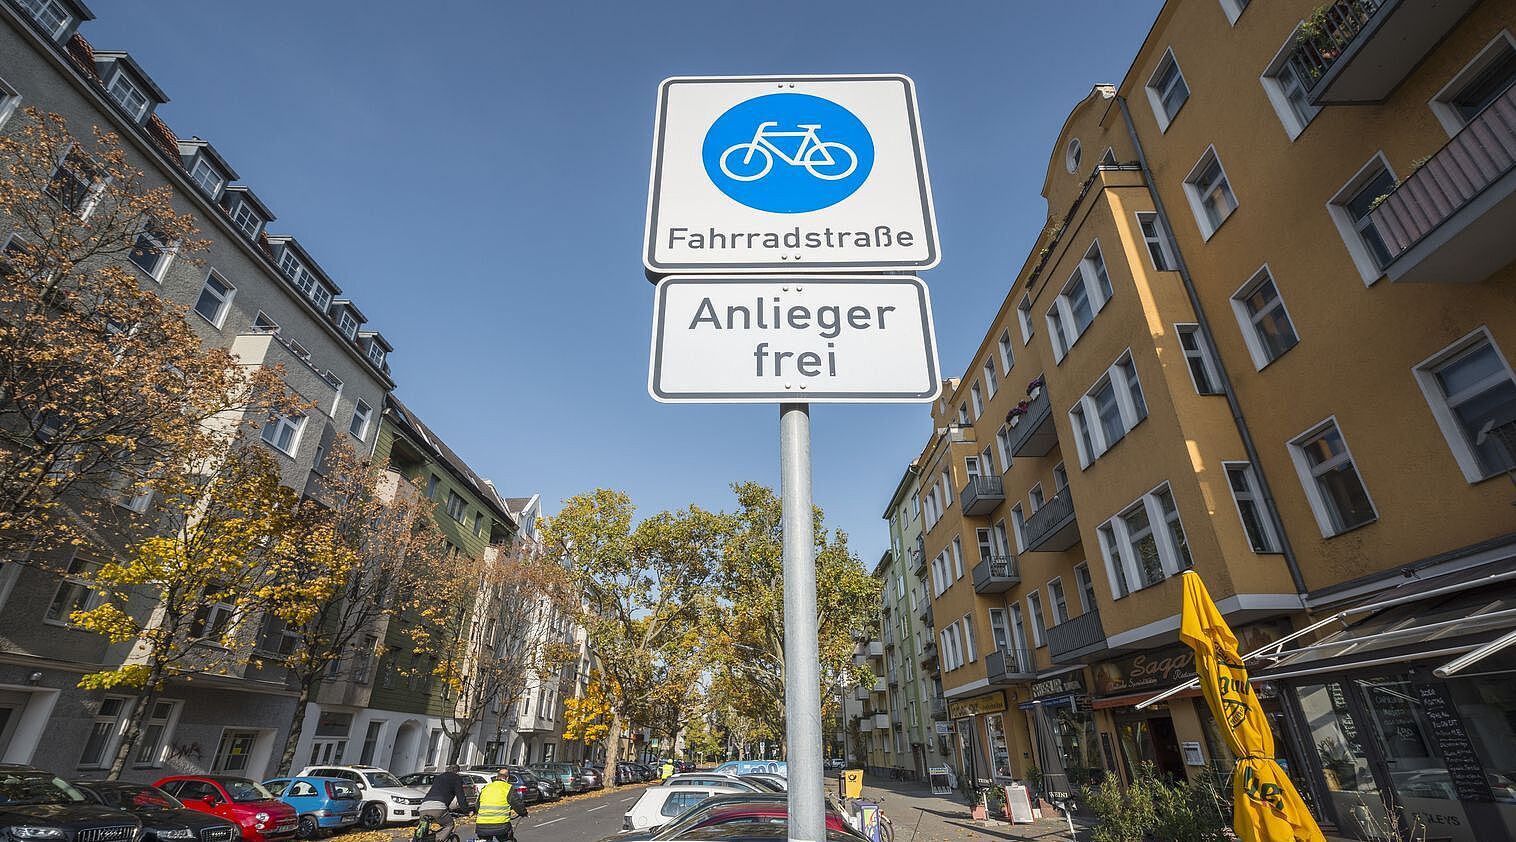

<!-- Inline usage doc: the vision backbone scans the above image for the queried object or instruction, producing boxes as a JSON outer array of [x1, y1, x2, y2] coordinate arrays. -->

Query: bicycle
[[411, 812, 462, 842], [719, 122, 858, 182]]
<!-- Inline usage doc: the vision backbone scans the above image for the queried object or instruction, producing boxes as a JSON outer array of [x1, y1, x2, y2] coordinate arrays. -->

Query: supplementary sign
[[645, 75, 939, 275], [648, 275, 939, 403]]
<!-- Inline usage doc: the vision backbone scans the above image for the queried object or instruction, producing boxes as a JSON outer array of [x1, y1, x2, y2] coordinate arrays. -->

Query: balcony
[[917, 601, 934, 628], [985, 648, 1037, 684], [921, 641, 938, 668], [930, 697, 946, 719], [1286, 0, 1481, 106], [911, 537, 926, 575], [853, 686, 869, 702], [959, 475, 1005, 516], [872, 713, 891, 730], [1023, 487, 1079, 553], [1047, 610, 1109, 665], [855, 640, 884, 663], [872, 676, 888, 694], [1007, 382, 1056, 458], [858, 716, 875, 733], [1370, 82, 1516, 284], [888, 669, 899, 687], [972, 555, 1020, 594]]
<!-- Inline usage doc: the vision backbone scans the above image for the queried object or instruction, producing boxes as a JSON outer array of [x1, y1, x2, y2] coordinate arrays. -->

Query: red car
[[154, 775, 298, 842], [634, 794, 866, 841]]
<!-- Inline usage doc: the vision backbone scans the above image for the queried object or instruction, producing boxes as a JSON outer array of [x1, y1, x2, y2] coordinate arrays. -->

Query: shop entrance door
[[1115, 710, 1186, 783]]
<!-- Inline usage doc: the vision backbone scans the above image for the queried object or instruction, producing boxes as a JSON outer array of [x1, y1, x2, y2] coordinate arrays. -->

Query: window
[[48, 149, 97, 215], [1029, 483, 1045, 512], [1068, 352, 1148, 466], [135, 700, 177, 767], [956, 403, 969, 426], [998, 331, 1014, 373], [1010, 603, 1029, 653], [1053, 462, 1068, 491], [1328, 156, 1398, 284], [18, 0, 72, 38], [212, 730, 259, 773], [981, 445, 995, 477], [1010, 504, 1026, 553], [425, 474, 440, 499], [47, 557, 101, 624], [128, 221, 172, 279], [970, 382, 984, 419], [256, 614, 298, 657], [1026, 592, 1046, 647], [940, 469, 952, 505], [189, 157, 224, 198], [1177, 325, 1223, 395], [1047, 242, 1115, 361], [1218, 0, 1250, 25], [1225, 462, 1281, 553], [230, 201, 263, 239], [1183, 147, 1238, 239], [336, 310, 359, 340], [662, 792, 710, 818], [1145, 49, 1190, 131], [193, 272, 234, 327], [1262, 30, 1321, 139], [1136, 212, 1177, 272], [1017, 293, 1034, 343], [1065, 138, 1082, 174], [366, 343, 386, 368], [189, 588, 235, 641], [106, 71, 150, 121], [1415, 330, 1516, 482], [961, 615, 977, 662], [951, 537, 964, 580], [976, 528, 994, 561], [349, 399, 373, 440], [995, 425, 1014, 470], [1231, 267, 1299, 369], [277, 250, 332, 310], [1099, 483, 1193, 599], [78, 696, 129, 768], [1289, 419, 1377, 536], [1431, 32, 1516, 135], [1074, 563, 1097, 614], [1048, 579, 1069, 624], [261, 412, 305, 456], [445, 490, 467, 522]]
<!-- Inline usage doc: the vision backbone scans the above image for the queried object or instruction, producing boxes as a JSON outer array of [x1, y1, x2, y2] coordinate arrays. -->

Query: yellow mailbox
[[842, 768, 863, 799]]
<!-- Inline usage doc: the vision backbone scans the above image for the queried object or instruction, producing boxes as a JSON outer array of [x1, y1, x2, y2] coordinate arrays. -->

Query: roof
[[383, 394, 518, 529], [177, 136, 240, 181], [220, 185, 276, 220], [90, 51, 170, 102]]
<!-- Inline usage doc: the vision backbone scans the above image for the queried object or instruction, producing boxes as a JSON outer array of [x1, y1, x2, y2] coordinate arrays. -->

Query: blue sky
[[86, 1, 1162, 564]]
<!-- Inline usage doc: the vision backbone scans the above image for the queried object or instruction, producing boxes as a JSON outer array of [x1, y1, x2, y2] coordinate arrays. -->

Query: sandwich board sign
[[644, 74, 939, 276], [648, 275, 940, 403]]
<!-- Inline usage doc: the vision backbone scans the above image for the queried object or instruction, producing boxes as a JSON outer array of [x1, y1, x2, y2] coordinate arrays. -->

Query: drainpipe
[[1114, 94, 1308, 598]]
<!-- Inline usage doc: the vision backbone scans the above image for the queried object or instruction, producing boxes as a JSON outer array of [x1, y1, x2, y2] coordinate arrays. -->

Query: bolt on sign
[[644, 74, 940, 276]]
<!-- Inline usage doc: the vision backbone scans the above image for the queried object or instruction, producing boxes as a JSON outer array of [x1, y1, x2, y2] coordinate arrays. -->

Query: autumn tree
[[71, 438, 327, 778], [708, 482, 880, 749], [562, 670, 615, 755], [539, 489, 725, 787], [0, 108, 276, 557]]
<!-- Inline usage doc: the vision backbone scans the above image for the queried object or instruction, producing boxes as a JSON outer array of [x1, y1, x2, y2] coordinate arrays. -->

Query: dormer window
[[19, 0, 71, 38], [189, 157, 224, 198], [230, 201, 263, 239], [366, 343, 385, 368], [106, 71, 150, 121], [336, 310, 358, 340], [276, 250, 331, 310]]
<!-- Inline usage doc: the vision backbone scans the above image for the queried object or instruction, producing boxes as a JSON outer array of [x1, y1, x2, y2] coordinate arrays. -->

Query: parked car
[[0, 765, 143, 842], [713, 760, 786, 778], [261, 776, 362, 838], [504, 768, 558, 802], [601, 793, 861, 842], [660, 774, 761, 792], [463, 768, 541, 806], [824, 758, 845, 771], [621, 784, 744, 831], [528, 763, 585, 794], [73, 780, 239, 842], [577, 766, 603, 790], [738, 775, 785, 792], [613, 763, 641, 785], [154, 775, 297, 842], [295, 765, 426, 828], [396, 770, 491, 811]]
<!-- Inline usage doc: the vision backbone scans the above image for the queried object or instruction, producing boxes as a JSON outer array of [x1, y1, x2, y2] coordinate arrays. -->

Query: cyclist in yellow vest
[[475, 770, 526, 842], [660, 759, 674, 781]]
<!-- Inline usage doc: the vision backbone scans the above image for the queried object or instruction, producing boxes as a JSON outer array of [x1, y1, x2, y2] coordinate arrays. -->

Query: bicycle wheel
[[803, 141, 857, 180], [720, 143, 773, 181], [879, 817, 895, 842]]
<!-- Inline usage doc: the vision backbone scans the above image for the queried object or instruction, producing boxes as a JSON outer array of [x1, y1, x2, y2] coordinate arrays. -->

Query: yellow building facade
[[909, 2, 1516, 839]]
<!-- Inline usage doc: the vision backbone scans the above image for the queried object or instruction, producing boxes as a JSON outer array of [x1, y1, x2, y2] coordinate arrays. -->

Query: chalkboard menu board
[[1414, 682, 1494, 803]]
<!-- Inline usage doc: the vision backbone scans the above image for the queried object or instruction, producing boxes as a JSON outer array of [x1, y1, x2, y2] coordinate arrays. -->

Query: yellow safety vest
[[476, 780, 514, 825]]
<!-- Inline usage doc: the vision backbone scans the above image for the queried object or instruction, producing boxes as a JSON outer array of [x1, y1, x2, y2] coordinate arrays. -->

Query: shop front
[[1019, 669, 1101, 797], [947, 690, 1016, 788]]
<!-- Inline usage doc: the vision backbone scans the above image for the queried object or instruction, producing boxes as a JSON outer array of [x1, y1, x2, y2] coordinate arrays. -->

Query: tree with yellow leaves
[[563, 671, 615, 751], [0, 107, 277, 557]]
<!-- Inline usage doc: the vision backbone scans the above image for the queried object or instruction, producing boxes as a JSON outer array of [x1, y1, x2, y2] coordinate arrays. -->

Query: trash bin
[[842, 768, 864, 799]]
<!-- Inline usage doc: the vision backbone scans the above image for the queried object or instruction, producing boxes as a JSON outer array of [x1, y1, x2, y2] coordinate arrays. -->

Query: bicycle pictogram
[[719, 122, 859, 182]]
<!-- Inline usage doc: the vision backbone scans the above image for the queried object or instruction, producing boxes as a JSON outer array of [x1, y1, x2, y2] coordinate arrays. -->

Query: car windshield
[[118, 785, 183, 810], [363, 772, 404, 788], [0, 772, 87, 806], [223, 779, 276, 802]]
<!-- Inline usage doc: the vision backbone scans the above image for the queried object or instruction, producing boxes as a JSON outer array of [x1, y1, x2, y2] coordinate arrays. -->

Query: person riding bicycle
[[475, 769, 527, 842], [418, 765, 469, 841]]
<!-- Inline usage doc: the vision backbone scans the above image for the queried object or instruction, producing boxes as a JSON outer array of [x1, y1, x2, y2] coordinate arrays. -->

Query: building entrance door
[[1114, 708, 1185, 783], [0, 690, 26, 761]]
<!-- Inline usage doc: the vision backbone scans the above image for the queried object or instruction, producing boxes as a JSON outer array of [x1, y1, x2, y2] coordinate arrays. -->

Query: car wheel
[[297, 816, 318, 839], [360, 802, 385, 829]]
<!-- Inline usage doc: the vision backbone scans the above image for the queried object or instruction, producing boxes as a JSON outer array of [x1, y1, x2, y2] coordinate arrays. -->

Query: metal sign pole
[[780, 402, 823, 842]]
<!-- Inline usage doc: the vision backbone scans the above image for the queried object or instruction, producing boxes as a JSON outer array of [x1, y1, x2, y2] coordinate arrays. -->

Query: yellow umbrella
[[1178, 571, 1325, 842]]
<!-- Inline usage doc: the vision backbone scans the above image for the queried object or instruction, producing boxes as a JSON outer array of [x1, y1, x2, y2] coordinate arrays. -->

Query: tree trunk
[[603, 711, 623, 789], [277, 677, 317, 776], [107, 681, 160, 780], [446, 717, 477, 765]]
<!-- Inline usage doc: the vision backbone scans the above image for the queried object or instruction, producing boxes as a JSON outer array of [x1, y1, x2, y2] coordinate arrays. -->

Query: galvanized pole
[[780, 403, 823, 842]]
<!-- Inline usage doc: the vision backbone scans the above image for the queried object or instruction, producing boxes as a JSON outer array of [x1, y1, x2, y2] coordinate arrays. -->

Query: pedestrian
[[659, 758, 674, 781], [475, 769, 527, 842], [419, 765, 469, 841]]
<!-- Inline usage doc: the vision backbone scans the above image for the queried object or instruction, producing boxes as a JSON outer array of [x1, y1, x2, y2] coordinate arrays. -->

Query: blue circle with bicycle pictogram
[[701, 93, 874, 214]]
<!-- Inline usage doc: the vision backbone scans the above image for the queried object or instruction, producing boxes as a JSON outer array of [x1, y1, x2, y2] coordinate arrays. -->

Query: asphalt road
[[440, 784, 655, 842]]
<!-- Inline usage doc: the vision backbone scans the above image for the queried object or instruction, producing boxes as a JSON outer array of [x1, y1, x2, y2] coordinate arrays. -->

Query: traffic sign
[[648, 275, 940, 403], [645, 75, 939, 276]]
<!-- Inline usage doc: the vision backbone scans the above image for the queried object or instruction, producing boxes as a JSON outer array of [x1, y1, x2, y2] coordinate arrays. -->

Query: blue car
[[262, 776, 362, 838], [713, 760, 787, 778]]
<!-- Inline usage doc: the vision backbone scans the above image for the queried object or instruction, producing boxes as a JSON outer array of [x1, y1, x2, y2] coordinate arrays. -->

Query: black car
[[72, 781, 240, 842], [0, 765, 143, 842], [462, 768, 542, 806], [506, 769, 559, 802]]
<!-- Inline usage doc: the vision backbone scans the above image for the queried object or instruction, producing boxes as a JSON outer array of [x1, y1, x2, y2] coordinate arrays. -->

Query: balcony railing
[[917, 601, 934, 628], [960, 475, 1005, 516], [1007, 381, 1057, 458], [972, 555, 1020, 594], [872, 676, 887, 693], [858, 716, 875, 732], [1047, 610, 1109, 665], [930, 697, 946, 719], [921, 640, 938, 667], [985, 647, 1036, 684], [872, 713, 891, 730], [1370, 82, 1516, 284], [912, 537, 926, 575], [1285, 0, 1479, 106], [1023, 487, 1079, 553]]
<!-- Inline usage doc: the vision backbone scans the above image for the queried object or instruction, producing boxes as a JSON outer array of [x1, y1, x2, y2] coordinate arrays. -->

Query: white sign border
[[644, 74, 941, 277], [648, 274, 942, 404]]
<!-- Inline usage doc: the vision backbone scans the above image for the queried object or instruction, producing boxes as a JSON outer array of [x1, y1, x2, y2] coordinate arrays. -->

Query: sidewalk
[[851, 777, 1092, 842]]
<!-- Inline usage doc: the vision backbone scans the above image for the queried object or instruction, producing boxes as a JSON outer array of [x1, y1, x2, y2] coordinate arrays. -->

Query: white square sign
[[644, 75, 940, 275], [649, 275, 941, 403]]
